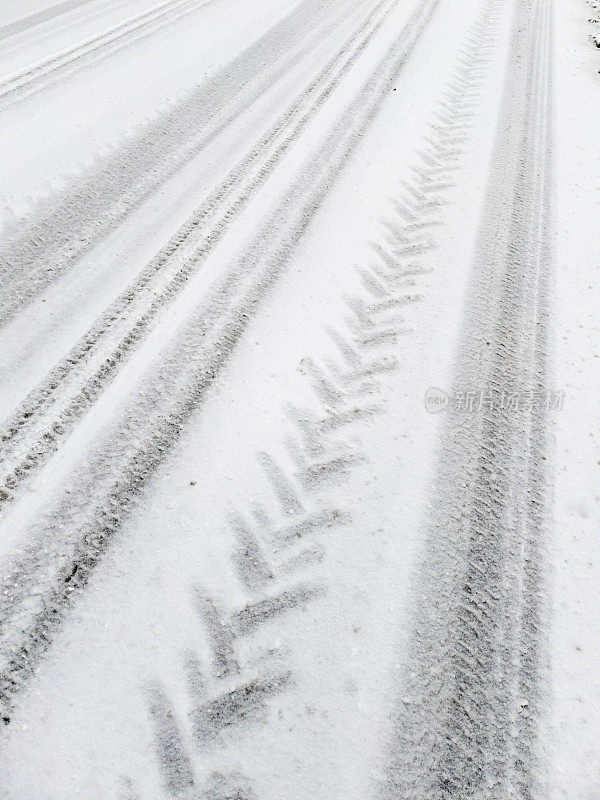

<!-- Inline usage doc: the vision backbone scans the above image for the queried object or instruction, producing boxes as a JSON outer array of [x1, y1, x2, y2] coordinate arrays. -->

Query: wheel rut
[[381, 0, 555, 797], [0, 0, 441, 727]]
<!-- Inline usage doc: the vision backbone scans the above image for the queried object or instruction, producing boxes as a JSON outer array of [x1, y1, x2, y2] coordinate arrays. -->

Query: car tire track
[[0, 0, 441, 725], [0, 0, 364, 323], [0, 0, 95, 42], [0, 0, 396, 511], [381, 0, 554, 797], [0, 0, 216, 106]]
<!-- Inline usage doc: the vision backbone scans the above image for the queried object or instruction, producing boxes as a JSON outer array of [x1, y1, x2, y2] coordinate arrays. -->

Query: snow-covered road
[[0, 0, 598, 798]]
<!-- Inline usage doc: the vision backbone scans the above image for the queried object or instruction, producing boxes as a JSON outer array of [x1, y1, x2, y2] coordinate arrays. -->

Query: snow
[[0, 0, 598, 797], [551, 1, 600, 797]]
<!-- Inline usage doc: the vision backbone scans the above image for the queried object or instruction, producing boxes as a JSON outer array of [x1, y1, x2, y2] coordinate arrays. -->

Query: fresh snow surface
[[0, 0, 598, 798]]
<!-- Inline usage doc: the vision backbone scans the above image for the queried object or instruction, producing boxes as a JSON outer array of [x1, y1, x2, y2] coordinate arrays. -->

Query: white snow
[[0, 0, 598, 797]]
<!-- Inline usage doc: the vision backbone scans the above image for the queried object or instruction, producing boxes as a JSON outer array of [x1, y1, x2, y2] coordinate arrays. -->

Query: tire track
[[0, 0, 363, 323], [136, 83, 452, 788], [0, 0, 441, 725], [588, 0, 600, 50], [0, 0, 94, 42], [0, 0, 395, 511], [381, 0, 554, 797], [0, 0, 214, 105], [141, 287, 397, 795], [122, 56, 458, 791]]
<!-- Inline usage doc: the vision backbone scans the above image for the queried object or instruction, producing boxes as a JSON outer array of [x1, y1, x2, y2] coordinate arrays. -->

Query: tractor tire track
[[588, 0, 600, 49], [0, 0, 441, 724], [0, 0, 215, 106], [0, 0, 397, 511], [381, 0, 554, 797], [0, 0, 364, 323], [143, 273, 397, 794]]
